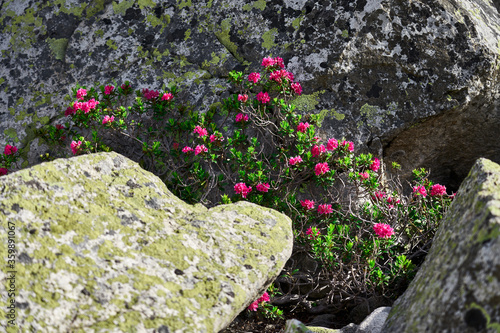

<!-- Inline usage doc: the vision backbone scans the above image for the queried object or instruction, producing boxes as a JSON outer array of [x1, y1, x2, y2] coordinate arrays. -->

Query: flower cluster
[[142, 88, 160, 100], [104, 85, 114, 95], [373, 223, 395, 239], [102, 115, 115, 125], [413, 185, 427, 198], [234, 182, 252, 198], [306, 226, 321, 239], [317, 204, 333, 215], [289, 156, 303, 165], [162, 92, 173, 101], [256, 183, 270, 192], [71, 140, 82, 155], [314, 162, 330, 176], [297, 122, 310, 133], [193, 126, 208, 138], [4, 145, 18, 155], [301, 200, 315, 210], [65, 99, 99, 116], [235, 113, 249, 122], [256, 91, 270, 104], [430, 184, 446, 196], [370, 158, 380, 172], [247, 292, 270, 311]]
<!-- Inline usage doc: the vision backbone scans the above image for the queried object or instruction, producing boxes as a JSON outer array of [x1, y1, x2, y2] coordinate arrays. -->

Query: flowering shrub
[[0, 144, 19, 175], [35, 56, 454, 316]]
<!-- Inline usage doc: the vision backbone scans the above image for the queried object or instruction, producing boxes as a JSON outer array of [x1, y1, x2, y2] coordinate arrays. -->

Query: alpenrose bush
[[0, 144, 20, 175], [36, 56, 454, 316]]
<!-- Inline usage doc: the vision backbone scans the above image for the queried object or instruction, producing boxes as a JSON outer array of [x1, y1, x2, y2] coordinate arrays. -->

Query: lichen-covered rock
[[382, 158, 500, 332], [0, 151, 293, 332], [2, 0, 500, 189]]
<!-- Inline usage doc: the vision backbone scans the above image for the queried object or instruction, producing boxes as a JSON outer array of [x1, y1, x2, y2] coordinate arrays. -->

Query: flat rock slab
[[383, 158, 500, 332], [0, 152, 293, 332]]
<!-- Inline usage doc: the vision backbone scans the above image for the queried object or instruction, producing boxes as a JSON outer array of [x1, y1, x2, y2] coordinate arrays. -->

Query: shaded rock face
[[0, 152, 293, 332], [382, 158, 500, 332], [1, 0, 500, 188]]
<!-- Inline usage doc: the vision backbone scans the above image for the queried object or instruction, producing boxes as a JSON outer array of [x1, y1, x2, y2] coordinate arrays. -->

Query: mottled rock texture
[[0, 151, 293, 332], [383, 158, 500, 332], [1, 0, 500, 190]]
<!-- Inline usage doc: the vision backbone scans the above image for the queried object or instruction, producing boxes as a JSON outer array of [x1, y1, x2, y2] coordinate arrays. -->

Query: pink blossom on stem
[[256, 91, 270, 104], [373, 223, 395, 239], [182, 146, 194, 153], [70, 140, 82, 155], [234, 182, 252, 198], [341, 140, 354, 152], [248, 72, 261, 83], [0, 168, 7, 176], [291, 82, 302, 95], [318, 204, 333, 215], [274, 57, 285, 69], [311, 145, 326, 157], [327, 138, 338, 151], [193, 125, 208, 138], [258, 292, 270, 303], [289, 156, 303, 165], [4, 145, 18, 155], [413, 185, 427, 198], [300, 200, 315, 210], [430, 184, 446, 196], [373, 191, 386, 200], [56, 124, 65, 130], [247, 301, 259, 311], [238, 94, 248, 102], [297, 122, 310, 133], [102, 115, 115, 125], [235, 113, 249, 122], [370, 158, 380, 172], [76, 88, 87, 100], [315, 162, 330, 176], [162, 93, 173, 101], [104, 85, 114, 95], [359, 172, 369, 180], [306, 226, 320, 239], [261, 57, 275, 68], [194, 144, 208, 155], [256, 183, 270, 192], [142, 88, 160, 100], [172, 142, 179, 150], [312, 136, 320, 143]]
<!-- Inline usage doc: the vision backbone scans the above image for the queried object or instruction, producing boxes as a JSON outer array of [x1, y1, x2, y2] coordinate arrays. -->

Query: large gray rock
[[0, 152, 293, 332], [382, 158, 500, 332], [1, 0, 500, 189]]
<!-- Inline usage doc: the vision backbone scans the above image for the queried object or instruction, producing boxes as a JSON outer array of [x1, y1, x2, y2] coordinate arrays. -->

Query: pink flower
[[0, 168, 7, 176], [274, 57, 285, 69], [318, 204, 333, 215], [193, 125, 208, 137], [194, 144, 208, 155], [370, 158, 380, 172], [430, 184, 446, 196], [256, 91, 270, 104], [142, 88, 160, 100], [291, 82, 302, 95], [373, 223, 395, 239], [248, 72, 261, 83], [297, 122, 310, 133], [80, 102, 91, 114], [413, 185, 427, 198], [326, 138, 338, 151], [4, 144, 18, 155], [341, 140, 354, 152], [88, 99, 99, 108], [269, 70, 294, 84], [312, 136, 320, 143], [359, 172, 369, 180], [256, 183, 270, 192], [235, 113, 249, 122], [209, 133, 224, 143], [315, 162, 329, 176], [182, 146, 194, 153], [258, 292, 270, 303], [301, 200, 315, 210], [76, 88, 87, 100], [121, 83, 131, 90], [209, 134, 217, 143], [102, 115, 115, 125], [306, 227, 321, 239], [104, 85, 114, 95], [289, 156, 303, 165], [247, 300, 259, 311], [373, 191, 386, 200], [238, 94, 248, 102], [162, 93, 173, 101], [261, 57, 275, 68], [65, 106, 76, 116], [172, 142, 179, 150], [56, 124, 65, 130], [70, 140, 82, 155], [234, 182, 252, 198], [311, 145, 326, 157]]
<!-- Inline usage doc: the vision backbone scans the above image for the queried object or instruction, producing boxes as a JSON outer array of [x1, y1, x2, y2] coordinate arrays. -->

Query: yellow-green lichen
[[106, 39, 118, 50], [178, 0, 192, 9], [214, 18, 244, 63], [262, 28, 278, 50], [292, 14, 305, 30], [316, 108, 345, 127], [112, 0, 135, 15], [46, 38, 69, 60], [291, 90, 325, 114]]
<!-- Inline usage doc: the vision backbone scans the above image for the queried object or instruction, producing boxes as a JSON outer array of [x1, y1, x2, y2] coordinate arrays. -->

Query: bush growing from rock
[[32, 56, 454, 318]]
